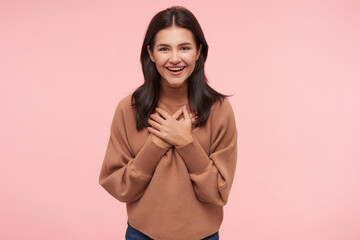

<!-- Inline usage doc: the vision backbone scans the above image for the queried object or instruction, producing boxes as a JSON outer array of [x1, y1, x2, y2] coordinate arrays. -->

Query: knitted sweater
[[99, 94, 237, 240]]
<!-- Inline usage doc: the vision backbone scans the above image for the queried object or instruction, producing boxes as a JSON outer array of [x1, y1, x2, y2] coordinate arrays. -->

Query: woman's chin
[[162, 79, 187, 89]]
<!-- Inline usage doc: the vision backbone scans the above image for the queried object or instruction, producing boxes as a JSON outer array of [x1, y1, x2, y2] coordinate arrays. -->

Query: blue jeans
[[125, 222, 219, 240]]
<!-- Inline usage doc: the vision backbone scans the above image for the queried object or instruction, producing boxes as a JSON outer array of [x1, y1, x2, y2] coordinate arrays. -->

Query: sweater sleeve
[[98, 99, 170, 203], [175, 99, 237, 206]]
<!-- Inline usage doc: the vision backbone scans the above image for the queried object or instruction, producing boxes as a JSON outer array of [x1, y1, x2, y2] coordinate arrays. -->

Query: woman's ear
[[196, 44, 202, 61], [147, 45, 155, 62]]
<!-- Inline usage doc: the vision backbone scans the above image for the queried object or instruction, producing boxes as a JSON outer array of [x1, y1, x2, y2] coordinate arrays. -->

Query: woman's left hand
[[147, 105, 194, 147]]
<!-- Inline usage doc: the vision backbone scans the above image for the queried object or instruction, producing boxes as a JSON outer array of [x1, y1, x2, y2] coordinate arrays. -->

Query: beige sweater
[[99, 95, 237, 240]]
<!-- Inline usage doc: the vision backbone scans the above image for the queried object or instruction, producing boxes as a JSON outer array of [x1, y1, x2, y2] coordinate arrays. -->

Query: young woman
[[99, 6, 237, 240]]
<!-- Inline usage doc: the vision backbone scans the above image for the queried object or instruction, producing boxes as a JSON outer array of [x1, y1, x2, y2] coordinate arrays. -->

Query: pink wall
[[1, 0, 359, 239]]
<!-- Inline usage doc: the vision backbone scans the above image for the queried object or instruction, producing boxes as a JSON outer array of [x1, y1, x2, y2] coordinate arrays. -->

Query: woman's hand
[[149, 133, 172, 149], [148, 107, 183, 148], [147, 106, 195, 147]]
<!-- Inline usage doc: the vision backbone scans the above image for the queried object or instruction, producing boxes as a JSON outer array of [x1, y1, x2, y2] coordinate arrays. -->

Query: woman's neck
[[160, 81, 188, 104]]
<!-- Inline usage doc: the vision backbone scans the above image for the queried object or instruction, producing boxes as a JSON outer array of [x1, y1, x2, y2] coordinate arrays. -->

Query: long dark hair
[[132, 6, 227, 130]]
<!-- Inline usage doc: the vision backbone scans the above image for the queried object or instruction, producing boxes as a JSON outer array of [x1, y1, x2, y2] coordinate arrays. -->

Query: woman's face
[[147, 26, 202, 89]]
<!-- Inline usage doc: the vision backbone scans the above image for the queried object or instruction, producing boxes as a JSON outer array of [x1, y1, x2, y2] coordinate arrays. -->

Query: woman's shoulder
[[111, 94, 137, 128], [115, 94, 134, 113], [211, 97, 234, 115], [203, 97, 236, 135], [206, 97, 236, 126]]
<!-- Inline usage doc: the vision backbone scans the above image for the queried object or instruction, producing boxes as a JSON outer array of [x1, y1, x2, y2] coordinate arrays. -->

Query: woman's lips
[[165, 66, 186, 75]]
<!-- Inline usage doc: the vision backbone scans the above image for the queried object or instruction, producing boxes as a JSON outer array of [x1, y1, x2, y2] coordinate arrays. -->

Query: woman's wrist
[[175, 134, 194, 148], [150, 134, 172, 149]]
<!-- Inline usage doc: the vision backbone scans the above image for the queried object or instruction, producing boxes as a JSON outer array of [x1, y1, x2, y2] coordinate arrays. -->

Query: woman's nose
[[169, 50, 181, 63]]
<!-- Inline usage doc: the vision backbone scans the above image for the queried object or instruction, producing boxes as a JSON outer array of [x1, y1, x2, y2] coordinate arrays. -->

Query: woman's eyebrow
[[178, 42, 192, 46], [156, 42, 193, 47]]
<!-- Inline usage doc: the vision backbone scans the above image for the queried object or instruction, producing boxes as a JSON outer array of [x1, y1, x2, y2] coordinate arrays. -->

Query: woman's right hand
[[148, 107, 183, 148], [150, 133, 172, 148], [147, 106, 197, 148]]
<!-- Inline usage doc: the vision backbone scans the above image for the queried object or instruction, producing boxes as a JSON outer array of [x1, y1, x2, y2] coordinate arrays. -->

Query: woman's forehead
[[154, 26, 196, 46]]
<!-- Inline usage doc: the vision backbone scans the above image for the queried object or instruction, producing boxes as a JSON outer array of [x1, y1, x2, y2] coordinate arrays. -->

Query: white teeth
[[167, 67, 185, 71]]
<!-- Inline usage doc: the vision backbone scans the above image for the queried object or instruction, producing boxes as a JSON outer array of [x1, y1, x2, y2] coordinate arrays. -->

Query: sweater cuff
[[132, 135, 169, 177], [175, 137, 211, 174]]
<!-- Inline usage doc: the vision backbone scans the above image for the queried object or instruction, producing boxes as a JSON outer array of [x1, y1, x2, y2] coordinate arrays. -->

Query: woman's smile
[[165, 66, 186, 75], [166, 66, 185, 72]]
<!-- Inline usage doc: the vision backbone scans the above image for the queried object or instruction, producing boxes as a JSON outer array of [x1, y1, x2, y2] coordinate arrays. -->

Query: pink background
[[1, 0, 359, 239]]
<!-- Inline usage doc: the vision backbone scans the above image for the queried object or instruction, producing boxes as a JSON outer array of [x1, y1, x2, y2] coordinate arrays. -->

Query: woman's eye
[[181, 47, 190, 51], [159, 48, 168, 51]]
